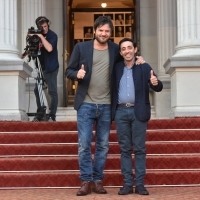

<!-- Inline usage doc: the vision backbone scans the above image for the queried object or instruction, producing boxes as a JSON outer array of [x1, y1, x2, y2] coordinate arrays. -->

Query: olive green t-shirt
[[84, 48, 110, 104]]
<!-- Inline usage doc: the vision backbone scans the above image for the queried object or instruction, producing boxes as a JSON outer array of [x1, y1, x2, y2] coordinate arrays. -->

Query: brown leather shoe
[[91, 180, 107, 194], [76, 181, 91, 196]]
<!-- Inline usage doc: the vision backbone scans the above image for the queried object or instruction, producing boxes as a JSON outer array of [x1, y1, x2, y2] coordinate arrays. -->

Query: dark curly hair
[[119, 38, 137, 50], [35, 16, 50, 27], [94, 16, 114, 33]]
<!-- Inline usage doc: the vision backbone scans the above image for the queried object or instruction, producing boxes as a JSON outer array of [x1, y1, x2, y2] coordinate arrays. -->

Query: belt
[[117, 103, 134, 107]]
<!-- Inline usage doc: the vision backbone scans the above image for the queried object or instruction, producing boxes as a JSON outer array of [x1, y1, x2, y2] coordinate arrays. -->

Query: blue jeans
[[114, 107, 147, 186], [77, 102, 111, 181]]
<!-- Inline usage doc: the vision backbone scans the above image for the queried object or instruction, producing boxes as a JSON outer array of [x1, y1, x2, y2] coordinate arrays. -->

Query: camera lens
[[31, 35, 40, 43]]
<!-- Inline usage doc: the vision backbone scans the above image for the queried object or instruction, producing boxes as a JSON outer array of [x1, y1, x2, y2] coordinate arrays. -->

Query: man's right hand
[[77, 64, 86, 79], [135, 56, 145, 65]]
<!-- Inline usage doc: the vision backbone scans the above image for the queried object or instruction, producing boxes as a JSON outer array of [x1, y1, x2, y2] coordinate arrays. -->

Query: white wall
[[46, 0, 64, 107], [140, 0, 158, 74]]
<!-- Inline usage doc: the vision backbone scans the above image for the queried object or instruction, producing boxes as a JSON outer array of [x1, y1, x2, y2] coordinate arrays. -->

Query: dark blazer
[[66, 40, 121, 110], [111, 61, 163, 122]]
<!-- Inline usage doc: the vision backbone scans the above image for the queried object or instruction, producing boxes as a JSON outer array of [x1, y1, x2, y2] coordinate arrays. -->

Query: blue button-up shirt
[[118, 65, 135, 104]]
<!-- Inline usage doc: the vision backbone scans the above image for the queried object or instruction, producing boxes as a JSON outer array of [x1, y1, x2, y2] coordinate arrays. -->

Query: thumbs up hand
[[77, 64, 86, 79], [150, 70, 158, 86]]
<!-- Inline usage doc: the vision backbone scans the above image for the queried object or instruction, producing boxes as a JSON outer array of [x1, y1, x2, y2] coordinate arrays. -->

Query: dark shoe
[[118, 185, 133, 195], [91, 180, 107, 194], [76, 181, 91, 196], [48, 117, 56, 122], [135, 185, 149, 195], [34, 107, 46, 121], [47, 113, 56, 121]]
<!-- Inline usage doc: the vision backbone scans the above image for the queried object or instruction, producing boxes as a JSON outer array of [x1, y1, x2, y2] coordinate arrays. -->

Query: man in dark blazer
[[66, 16, 120, 196], [66, 16, 145, 196], [66, 40, 120, 112], [111, 38, 163, 196]]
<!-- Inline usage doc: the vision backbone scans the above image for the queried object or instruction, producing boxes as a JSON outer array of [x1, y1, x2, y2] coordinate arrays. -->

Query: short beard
[[95, 36, 109, 44]]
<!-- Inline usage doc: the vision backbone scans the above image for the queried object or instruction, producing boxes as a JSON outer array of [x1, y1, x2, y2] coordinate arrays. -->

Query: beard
[[94, 35, 110, 44]]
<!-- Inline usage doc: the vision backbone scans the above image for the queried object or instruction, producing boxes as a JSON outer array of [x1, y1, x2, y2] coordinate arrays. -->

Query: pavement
[[0, 186, 199, 200]]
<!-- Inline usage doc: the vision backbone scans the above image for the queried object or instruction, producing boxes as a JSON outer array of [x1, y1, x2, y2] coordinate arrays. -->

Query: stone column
[[157, 0, 177, 79], [155, 0, 177, 118], [21, 0, 47, 114], [174, 0, 200, 57], [164, 0, 200, 118], [0, 0, 19, 61], [0, 0, 32, 121]]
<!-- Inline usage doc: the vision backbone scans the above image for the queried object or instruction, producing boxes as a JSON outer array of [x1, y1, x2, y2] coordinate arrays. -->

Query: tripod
[[31, 56, 50, 121]]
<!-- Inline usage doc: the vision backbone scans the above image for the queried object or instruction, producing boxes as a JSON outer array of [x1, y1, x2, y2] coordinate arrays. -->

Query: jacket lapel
[[116, 62, 124, 86], [108, 41, 115, 76], [86, 40, 94, 74]]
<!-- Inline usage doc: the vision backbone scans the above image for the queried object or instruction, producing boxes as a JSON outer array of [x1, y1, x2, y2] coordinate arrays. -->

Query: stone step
[[0, 141, 199, 155], [0, 154, 199, 171], [0, 170, 199, 187]]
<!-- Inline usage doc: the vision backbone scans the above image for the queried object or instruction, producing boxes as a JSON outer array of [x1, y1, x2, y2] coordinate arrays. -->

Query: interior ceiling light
[[101, 3, 107, 8]]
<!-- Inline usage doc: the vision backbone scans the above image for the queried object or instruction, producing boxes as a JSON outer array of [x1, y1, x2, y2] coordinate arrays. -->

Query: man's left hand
[[150, 70, 158, 86]]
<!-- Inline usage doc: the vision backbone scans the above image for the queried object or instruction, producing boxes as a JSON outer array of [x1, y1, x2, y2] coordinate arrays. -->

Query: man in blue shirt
[[32, 16, 59, 121], [112, 38, 163, 195]]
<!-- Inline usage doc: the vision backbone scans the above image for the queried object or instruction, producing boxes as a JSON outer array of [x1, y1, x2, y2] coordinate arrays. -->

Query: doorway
[[64, 0, 138, 106]]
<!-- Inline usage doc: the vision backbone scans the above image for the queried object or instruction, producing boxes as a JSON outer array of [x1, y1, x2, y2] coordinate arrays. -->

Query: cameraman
[[30, 16, 59, 121]]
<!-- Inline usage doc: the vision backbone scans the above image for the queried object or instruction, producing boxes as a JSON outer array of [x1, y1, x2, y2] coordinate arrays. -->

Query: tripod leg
[[43, 81, 51, 108], [32, 58, 47, 121]]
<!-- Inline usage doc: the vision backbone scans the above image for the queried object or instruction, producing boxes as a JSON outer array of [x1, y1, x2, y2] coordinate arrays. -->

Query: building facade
[[0, 0, 200, 121]]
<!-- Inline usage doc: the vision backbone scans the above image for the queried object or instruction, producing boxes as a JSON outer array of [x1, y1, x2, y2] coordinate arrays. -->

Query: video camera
[[23, 27, 43, 60]]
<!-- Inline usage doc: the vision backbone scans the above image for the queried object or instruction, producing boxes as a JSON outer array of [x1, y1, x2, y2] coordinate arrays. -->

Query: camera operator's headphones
[[35, 16, 50, 28]]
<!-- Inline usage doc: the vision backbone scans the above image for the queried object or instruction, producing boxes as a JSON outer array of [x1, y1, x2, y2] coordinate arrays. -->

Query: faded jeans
[[77, 102, 111, 181]]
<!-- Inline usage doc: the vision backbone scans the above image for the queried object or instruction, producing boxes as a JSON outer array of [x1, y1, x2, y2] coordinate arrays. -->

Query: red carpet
[[0, 117, 200, 188]]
